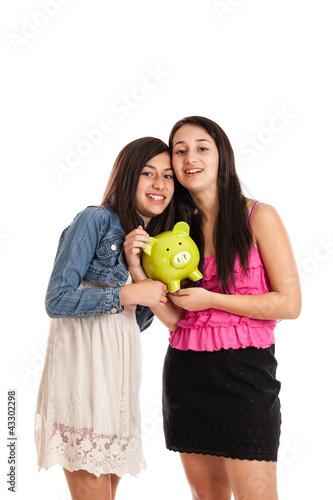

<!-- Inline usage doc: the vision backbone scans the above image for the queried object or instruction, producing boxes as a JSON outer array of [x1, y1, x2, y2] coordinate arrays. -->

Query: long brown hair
[[170, 116, 253, 293], [102, 137, 175, 236]]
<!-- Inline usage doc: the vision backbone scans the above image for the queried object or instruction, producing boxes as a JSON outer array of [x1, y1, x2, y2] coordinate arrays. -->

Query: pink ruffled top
[[169, 244, 277, 351]]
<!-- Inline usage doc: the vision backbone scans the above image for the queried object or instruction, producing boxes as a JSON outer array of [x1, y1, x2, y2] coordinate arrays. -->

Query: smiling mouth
[[146, 194, 166, 201], [185, 168, 203, 174]]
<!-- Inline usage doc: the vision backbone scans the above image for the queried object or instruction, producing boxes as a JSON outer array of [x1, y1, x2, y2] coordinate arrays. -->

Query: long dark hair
[[170, 116, 253, 293], [101, 137, 175, 236]]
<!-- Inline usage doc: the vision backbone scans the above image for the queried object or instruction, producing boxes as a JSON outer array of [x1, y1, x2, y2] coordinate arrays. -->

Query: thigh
[[63, 468, 119, 500], [180, 453, 232, 500], [224, 459, 278, 500]]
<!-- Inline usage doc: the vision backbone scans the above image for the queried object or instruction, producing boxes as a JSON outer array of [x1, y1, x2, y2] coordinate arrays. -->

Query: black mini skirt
[[162, 344, 281, 462]]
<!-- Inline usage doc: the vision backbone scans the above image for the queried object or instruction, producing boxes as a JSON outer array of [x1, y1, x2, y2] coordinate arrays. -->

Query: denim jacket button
[[111, 307, 117, 314], [111, 244, 117, 251]]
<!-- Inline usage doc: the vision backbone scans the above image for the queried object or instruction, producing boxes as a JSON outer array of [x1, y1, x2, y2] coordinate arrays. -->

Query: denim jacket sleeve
[[135, 305, 154, 332], [45, 206, 124, 318]]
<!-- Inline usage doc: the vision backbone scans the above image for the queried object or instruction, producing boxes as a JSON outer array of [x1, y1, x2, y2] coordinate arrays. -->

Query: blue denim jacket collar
[[135, 211, 147, 229]]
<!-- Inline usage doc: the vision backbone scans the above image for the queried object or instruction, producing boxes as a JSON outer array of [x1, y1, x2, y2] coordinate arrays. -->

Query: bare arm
[[124, 227, 184, 330], [119, 278, 168, 309], [169, 204, 302, 321]]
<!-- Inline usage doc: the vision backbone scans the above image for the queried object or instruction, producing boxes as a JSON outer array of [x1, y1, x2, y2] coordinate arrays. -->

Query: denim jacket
[[45, 205, 154, 332]]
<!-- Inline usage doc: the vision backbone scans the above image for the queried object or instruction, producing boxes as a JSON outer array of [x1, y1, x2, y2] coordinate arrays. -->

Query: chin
[[150, 208, 165, 218]]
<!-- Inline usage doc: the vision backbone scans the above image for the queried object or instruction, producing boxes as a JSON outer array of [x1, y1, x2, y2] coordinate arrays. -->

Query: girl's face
[[171, 125, 219, 193], [135, 151, 174, 225]]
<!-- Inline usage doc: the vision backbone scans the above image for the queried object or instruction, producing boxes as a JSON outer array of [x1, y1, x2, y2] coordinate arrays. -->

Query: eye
[[179, 242, 182, 245], [164, 174, 174, 179], [199, 147, 208, 152], [142, 171, 152, 176], [174, 149, 185, 155], [166, 248, 169, 251]]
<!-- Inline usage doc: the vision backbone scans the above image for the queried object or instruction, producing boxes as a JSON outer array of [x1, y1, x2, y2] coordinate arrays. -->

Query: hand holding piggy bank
[[141, 222, 203, 293]]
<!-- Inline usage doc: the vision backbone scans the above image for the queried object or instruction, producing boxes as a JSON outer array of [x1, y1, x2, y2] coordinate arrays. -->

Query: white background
[[1, 0, 332, 498]]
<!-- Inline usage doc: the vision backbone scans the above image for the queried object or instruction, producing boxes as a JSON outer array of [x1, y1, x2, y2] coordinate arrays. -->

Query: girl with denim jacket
[[34, 137, 180, 500]]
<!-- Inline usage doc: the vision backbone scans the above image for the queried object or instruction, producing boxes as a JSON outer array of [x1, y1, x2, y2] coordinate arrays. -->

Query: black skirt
[[162, 344, 281, 462]]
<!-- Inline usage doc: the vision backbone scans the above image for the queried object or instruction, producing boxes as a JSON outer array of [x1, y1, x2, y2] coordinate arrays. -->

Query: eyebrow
[[144, 165, 173, 171], [173, 139, 211, 147]]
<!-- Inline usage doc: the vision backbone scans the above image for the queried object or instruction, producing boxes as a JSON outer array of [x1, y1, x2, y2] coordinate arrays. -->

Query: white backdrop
[[1, 1, 332, 498]]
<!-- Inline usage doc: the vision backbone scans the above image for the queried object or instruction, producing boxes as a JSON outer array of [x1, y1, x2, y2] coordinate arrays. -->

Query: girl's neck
[[190, 188, 219, 223]]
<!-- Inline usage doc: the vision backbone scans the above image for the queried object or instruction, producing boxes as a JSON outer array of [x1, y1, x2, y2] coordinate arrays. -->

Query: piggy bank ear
[[173, 221, 190, 235], [142, 237, 157, 255]]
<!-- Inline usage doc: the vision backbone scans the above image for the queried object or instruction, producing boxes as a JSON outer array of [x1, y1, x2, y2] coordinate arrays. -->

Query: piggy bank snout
[[171, 250, 192, 269]]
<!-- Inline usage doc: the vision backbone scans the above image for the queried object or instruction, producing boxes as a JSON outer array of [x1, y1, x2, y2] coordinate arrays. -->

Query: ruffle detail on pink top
[[170, 317, 276, 351], [169, 246, 277, 351]]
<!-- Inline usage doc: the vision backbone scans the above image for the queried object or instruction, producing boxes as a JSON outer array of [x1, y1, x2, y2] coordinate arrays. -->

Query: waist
[[169, 310, 277, 351]]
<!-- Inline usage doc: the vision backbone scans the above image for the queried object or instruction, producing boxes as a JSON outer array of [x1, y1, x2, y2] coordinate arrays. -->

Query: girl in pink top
[[124, 116, 301, 500], [169, 202, 278, 351]]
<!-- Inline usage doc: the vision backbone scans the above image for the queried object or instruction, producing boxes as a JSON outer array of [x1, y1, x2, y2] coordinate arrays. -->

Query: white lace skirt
[[34, 286, 146, 478]]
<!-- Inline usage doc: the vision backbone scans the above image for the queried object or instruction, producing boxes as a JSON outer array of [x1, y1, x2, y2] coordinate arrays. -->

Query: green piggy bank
[[141, 221, 203, 293]]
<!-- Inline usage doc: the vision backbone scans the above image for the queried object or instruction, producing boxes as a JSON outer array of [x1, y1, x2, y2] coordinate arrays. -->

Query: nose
[[172, 250, 192, 269], [152, 174, 165, 190], [184, 149, 198, 164]]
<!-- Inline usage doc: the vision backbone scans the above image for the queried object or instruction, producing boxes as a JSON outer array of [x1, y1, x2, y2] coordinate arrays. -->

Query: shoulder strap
[[247, 201, 261, 227]]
